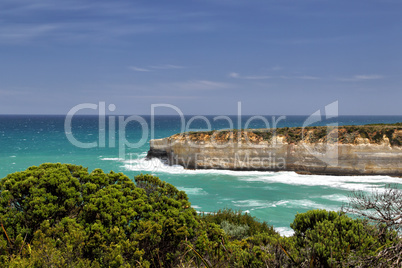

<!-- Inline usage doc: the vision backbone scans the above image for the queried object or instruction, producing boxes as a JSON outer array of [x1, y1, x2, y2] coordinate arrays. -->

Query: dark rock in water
[[146, 148, 168, 160]]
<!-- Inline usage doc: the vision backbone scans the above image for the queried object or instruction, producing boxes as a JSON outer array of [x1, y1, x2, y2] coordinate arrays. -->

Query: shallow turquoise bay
[[1, 115, 401, 235]]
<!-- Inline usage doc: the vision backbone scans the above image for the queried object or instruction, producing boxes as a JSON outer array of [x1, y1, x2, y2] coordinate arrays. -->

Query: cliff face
[[147, 125, 402, 176]]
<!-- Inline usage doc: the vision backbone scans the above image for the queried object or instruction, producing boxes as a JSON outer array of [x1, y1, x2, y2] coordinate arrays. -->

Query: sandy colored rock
[[147, 125, 402, 176]]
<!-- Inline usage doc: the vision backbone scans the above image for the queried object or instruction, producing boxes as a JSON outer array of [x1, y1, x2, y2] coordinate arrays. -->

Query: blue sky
[[0, 0, 401, 115]]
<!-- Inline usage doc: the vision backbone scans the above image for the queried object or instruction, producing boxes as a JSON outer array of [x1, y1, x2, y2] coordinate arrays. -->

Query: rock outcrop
[[147, 125, 402, 176]]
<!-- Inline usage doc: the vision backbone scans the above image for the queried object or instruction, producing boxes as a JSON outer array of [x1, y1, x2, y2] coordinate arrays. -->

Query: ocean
[[1, 114, 401, 236]]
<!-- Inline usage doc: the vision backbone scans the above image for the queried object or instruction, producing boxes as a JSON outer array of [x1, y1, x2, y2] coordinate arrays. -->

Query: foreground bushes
[[0, 164, 198, 267], [0, 163, 400, 267]]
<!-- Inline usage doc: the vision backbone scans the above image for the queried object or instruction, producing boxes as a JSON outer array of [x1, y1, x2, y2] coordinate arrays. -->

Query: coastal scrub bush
[[0, 164, 199, 267], [1, 163, 399, 267], [220, 220, 250, 240], [342, 185, 402, 267], [0, 164, 150, 266], [290, 209, 388, 267], [200, 208, 276, 238], [182, 123, 402, 147], [133, 174, 199, 265], [0, 164, 280, 267]]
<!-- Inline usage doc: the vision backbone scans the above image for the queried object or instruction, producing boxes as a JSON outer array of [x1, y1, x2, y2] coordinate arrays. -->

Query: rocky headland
[[147, 124, 402, 176]]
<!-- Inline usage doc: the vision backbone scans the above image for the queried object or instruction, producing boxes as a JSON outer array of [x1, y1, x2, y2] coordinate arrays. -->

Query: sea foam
[[239, 172, 401, 192], [123, 156, 401, 193], [177, 187, 208, 196], [275, 227, 294, 237]]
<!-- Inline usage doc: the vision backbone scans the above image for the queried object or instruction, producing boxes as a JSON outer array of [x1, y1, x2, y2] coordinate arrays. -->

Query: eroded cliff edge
[[147, 124, 402, 176]]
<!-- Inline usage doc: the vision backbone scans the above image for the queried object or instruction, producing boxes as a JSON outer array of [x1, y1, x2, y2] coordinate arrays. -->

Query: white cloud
[[229, 72, 271, 80], [129, 66, 151, 72], [0, 24, 59, 44], [0, 1, 216, 44], [173, 80, 232, 90], [230, 72, 319, 80], [295, 76, 320, 80], [129, 64, 186, 73], [229, 72, 240, 78], [338, 74, 384, 82], [354, 74, 383, 80], [244, 75, 272, 80]]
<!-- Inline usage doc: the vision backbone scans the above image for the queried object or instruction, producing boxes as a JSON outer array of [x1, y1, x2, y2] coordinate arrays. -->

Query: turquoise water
[[1, 115, 401, 235]]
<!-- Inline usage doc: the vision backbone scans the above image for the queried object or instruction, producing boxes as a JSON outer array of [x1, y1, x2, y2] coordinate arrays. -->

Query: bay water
[[1, 115, 401, 235]]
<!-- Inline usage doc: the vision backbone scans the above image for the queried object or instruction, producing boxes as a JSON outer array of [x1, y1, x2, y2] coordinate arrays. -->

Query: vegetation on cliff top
[[172, 123, 402, 146], [1, 163, 401, 267]]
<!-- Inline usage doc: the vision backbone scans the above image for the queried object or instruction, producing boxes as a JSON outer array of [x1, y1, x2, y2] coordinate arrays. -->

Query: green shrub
[[0, 164, 198, 267], [1, 164, 400, 267], [290, 209, 385, 267], [220, 220, 250, 240], [200, 208, 276, 238]]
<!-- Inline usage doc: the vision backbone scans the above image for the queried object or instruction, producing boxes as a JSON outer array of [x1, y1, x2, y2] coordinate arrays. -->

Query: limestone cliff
[[147, 124, 402, 176]]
